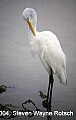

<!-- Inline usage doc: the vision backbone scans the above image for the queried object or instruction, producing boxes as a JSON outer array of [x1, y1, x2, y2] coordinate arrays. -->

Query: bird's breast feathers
[[30, 31, 66, 73]]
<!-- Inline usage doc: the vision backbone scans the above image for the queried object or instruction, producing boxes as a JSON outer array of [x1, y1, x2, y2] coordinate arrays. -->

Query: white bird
[[23, 8, 67, 85]]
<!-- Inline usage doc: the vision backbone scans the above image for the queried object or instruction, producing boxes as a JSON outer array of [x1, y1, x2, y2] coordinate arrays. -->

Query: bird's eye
[[30, 14, 33, 18]]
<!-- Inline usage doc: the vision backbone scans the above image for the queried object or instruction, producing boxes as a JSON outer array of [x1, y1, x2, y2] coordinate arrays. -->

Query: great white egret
[[23, 8, 67, 86]]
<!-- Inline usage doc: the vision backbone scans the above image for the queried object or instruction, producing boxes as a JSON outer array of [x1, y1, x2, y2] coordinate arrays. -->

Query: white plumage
[[23, 8, 67, 85]]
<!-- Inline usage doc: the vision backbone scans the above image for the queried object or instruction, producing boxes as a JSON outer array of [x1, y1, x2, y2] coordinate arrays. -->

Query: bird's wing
[[38, 31, 66, 70], [37, 31, 67, 84]]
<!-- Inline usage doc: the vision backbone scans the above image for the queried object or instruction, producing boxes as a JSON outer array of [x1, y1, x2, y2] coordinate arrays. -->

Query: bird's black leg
[[47, 75, 51, 102], [49, 68, 54, 106], [47, 68, 54, 109], [47, 69, 54, 120]]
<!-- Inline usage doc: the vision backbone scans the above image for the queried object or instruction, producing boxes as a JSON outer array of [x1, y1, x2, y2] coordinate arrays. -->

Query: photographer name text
[[0, 110, 74, 117]]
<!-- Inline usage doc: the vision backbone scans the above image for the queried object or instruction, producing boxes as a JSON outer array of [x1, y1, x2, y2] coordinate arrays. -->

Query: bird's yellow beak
[[26, 18, 35, 36]]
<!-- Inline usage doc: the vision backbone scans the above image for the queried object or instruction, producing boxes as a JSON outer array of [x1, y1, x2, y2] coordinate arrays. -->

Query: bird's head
[[23, 8, 37, 36]]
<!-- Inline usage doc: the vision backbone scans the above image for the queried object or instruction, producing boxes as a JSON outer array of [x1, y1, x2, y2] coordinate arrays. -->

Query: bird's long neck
[[28, 20, 37, 40]]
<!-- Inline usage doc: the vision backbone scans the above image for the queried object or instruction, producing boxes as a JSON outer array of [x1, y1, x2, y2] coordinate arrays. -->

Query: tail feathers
[[60, 70, 67, 85], [56, 68, 67, 85]]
